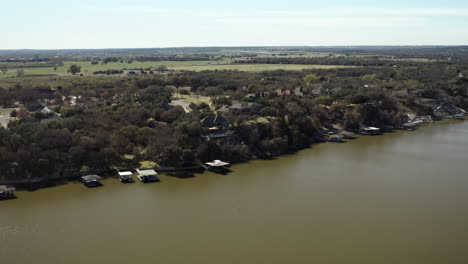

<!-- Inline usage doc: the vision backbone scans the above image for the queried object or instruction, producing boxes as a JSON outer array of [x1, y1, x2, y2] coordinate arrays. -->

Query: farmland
[[169, 64, 355, 72]]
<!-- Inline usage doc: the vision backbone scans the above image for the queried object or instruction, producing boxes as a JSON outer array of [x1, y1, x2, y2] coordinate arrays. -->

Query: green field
[[169, 64, 355, 72], [0, 60, 232, 77]]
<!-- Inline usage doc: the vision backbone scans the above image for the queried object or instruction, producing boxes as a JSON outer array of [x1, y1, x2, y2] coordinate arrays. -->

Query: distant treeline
[[236, 57, 446, 67]]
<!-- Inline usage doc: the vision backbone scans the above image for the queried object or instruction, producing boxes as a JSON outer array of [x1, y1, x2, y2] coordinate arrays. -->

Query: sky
[[1, 0, 468, 49]]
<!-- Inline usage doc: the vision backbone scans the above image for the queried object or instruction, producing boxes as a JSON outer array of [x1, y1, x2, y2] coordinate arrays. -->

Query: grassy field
[[169, 64, 355, 72], [0, 60, 231, 77]]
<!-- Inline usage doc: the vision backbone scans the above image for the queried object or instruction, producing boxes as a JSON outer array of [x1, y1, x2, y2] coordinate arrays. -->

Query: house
[[28, 103, 54, 114], [293, 86, 304, 97], [201, 115, 229, 131], [276, 89, 292, 96]]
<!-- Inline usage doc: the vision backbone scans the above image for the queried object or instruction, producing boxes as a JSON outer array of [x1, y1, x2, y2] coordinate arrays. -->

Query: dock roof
[[205, 160, 230, 167], [0, 185, 16, 193], [118, 171, 133, 176], [81, 175, 102, 182], [136, 169, 158, 176]]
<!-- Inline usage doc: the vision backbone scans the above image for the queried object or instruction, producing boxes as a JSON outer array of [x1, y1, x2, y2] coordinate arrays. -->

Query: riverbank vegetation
[[0, 46, 467, 182]]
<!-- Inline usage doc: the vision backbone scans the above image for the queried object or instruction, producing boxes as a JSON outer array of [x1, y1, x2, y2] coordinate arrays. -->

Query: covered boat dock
[[118, 171, 135, 183], [205, 160, 231, 174], [136, 169, 160, 183], [81, 174, 103, 187], [0, 185, 16, 199]]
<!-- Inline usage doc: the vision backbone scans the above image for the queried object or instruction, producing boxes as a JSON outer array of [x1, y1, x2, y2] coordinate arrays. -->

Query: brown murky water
[[1, 121, 468, 264]]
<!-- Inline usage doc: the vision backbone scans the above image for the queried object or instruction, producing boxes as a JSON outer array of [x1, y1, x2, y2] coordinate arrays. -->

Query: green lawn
[[169, 64, 355, 72]]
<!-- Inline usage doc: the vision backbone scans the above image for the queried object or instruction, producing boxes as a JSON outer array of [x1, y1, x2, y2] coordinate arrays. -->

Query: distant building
[[276, 87, 304, 97], [276, 89, 291, 96], [246, 91, 269, 99], [293, 86, 304, 97], [28, 103, 54, 114]]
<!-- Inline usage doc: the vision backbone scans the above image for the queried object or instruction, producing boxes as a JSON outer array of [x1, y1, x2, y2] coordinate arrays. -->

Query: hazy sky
[[1, 0, 468, 49]]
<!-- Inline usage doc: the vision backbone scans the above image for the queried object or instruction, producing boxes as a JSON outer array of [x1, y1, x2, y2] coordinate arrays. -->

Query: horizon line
[[1, 45, 468, 51]]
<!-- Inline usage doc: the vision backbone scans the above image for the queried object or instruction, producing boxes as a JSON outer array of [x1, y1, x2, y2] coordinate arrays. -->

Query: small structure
[[81, 174, 102, 187], [136, 169, 160, 183], [118, 171, 135, 183], [205, 160, 231, 174], [360, 127, 381, 135], [0, 185, 16, 199]]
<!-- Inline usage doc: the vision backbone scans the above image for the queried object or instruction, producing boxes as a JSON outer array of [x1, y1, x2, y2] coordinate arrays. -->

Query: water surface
[[1, 121, 468, 264]]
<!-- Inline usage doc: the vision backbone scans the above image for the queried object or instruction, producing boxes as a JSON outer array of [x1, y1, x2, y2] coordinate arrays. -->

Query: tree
[[304, 74, 318, 85], [156, 65, 168, 71], [16, 69, 25, 77], [17, 106, 29, 119], [68, 65, 81, 75], [1, 65, 7, 75]]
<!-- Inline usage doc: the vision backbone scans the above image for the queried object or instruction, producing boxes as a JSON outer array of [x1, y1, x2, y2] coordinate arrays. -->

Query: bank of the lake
[[1, 120, 468, 264]]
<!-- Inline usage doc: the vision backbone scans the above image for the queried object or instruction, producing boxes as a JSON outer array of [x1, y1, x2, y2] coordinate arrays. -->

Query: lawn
[[169, 64, 355, 72]]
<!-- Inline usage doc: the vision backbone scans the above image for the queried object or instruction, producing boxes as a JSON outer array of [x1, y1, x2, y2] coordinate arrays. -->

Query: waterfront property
[[81, 174, 103, 187], [205, 160, 231, 174], [0, 185, 16, 199], [136, 169, 160, 183], [118, 171, 135, 183]]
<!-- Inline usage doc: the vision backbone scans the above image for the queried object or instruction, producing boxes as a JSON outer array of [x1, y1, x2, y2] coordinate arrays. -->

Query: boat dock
[[0, 185, 16, 199], [205, 160, 232, 174], [136, 169, 160, 183], [81, 175, 103, 188], [118, 171, 135, 183]]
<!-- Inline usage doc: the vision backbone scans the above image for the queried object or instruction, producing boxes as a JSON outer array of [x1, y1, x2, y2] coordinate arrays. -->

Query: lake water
[[1, 121, 468, 264]]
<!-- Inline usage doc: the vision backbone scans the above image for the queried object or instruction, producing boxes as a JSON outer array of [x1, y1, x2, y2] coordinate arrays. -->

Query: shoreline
[[1, 116, 465, 194]]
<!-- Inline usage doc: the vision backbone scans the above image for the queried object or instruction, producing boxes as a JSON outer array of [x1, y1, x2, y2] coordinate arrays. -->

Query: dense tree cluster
[[0, 52, 467, 181]]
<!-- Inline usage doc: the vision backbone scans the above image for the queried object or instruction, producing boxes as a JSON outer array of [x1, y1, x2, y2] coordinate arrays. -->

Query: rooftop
[[81, 175, 102, 182], [205, 160, 230, 167], [118, 171, 133, 176], [136, 169, 158, 176], [0, 185, 16, 193]]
